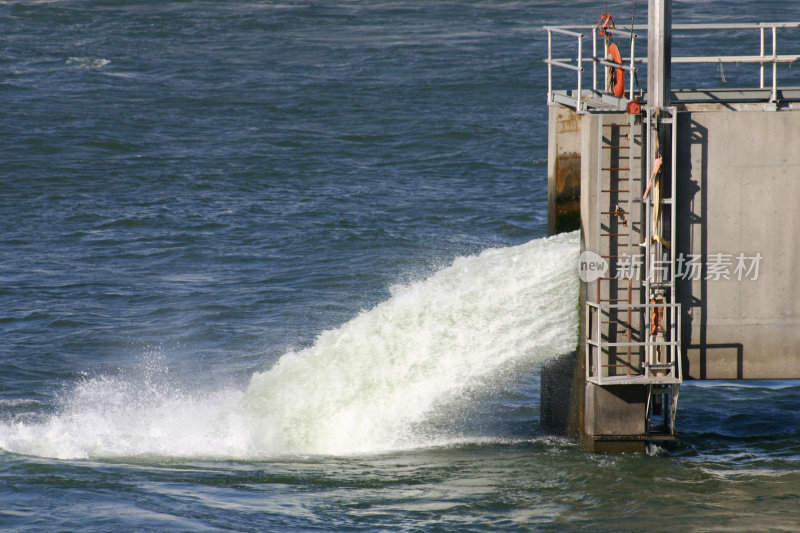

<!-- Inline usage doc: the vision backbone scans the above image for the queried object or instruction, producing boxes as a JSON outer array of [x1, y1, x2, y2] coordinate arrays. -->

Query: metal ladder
[[643, 106, 680, 383], [593, 112, 641, 380], [587, 108, 682, 436], [643, 106, 681, 436]]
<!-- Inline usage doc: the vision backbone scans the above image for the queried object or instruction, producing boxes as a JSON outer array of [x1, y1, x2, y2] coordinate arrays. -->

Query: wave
[[65, 57, 111, 70], [0, 232, 579, 460]]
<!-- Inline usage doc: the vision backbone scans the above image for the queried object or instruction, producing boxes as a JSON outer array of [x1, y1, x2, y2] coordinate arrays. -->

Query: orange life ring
[[607, 42, 625, 98]]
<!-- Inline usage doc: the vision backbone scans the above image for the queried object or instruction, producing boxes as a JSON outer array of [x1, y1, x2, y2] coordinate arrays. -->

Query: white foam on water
[[65, 57, 111, 69], [0, 232, 579, 460], [241, 231, 580, 455]]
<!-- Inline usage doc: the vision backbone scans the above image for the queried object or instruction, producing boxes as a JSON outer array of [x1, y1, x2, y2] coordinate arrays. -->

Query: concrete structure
[[541, 6, 800, 452], [677, 109, 800, 379]]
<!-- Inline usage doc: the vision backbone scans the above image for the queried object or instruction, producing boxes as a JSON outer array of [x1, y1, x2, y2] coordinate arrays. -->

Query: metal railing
[[545, 25, 639, 112], [586, 301, 682, 385], [545, 21, 800, 109]]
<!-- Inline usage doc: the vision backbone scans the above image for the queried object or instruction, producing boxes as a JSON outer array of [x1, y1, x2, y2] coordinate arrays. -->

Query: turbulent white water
[[0, 232, 579, 459]]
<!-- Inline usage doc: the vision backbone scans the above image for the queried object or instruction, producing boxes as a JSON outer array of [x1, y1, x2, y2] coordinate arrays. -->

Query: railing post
[[772, 26, 778, 102], [760, 26, 765, 89], [594, 304, 600, 381], [577, 34, 583, 112], [629, 33, 637, 100], [547, 29, 553, 103], [592, 27, 598, 93], [677, 303, 682, 380], [587, 304, 593, 381]]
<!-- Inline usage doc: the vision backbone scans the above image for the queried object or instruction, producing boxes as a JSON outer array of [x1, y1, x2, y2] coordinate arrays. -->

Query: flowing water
[[2, 0, 800, 530]]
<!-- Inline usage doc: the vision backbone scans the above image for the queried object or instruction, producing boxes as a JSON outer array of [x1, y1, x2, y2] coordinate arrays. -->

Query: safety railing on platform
[[586, 301, 682, 385], [545, 21, 800, 110], [545, 25, 639, 112]]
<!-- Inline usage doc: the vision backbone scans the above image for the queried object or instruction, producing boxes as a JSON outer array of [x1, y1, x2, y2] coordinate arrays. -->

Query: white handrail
[[545, 27, 586, 111], [545, 21, 800, 107], [586, 301, 681, 385]]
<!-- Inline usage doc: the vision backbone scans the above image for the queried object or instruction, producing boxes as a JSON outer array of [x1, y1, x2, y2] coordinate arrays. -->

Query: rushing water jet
[[0, 233, 579, 459]]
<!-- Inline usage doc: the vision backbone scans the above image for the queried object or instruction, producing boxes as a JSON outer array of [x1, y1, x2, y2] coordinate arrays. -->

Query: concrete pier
[[543, 94, 800, 451], [540, 0, 800, 452], [543, 91, 800, 450]]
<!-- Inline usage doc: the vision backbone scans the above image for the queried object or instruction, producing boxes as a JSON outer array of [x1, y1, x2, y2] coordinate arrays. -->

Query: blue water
[[3, 0, 800, 530]]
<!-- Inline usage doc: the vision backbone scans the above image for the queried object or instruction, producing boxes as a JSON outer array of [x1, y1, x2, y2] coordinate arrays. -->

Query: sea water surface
[[3, 0, 800, 531]]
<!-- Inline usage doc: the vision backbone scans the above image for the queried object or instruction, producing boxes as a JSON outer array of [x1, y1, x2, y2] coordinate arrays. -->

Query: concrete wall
[[547, 105, 583, 235], [676, 110, 800, 379], [540, 351, 577, 436]]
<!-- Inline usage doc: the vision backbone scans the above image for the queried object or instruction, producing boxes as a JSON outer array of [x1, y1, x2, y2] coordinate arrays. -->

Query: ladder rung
[[603, 167, 630, 171], [602, 145, 630, 149], [606, 329, 635, 334], [645, 199, 674, 206], [601, 233, 630, 237], [601, 189, 630, 193], [603, 123, 630, 127]]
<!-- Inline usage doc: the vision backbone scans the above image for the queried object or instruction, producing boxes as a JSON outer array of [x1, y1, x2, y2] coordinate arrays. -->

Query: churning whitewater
[[0, 233, 578, 460]]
